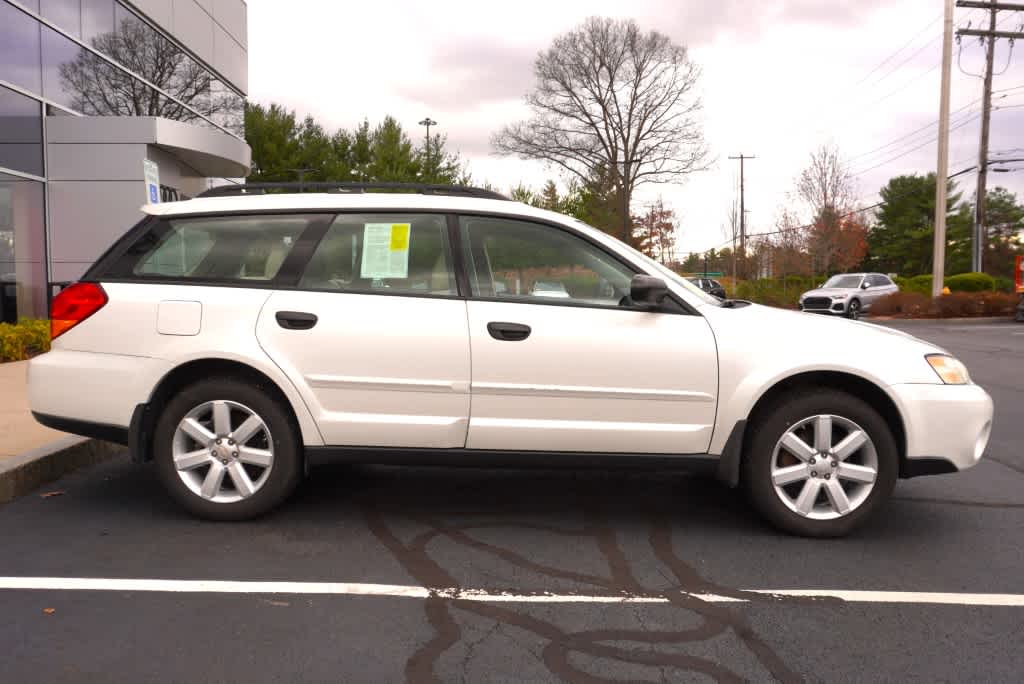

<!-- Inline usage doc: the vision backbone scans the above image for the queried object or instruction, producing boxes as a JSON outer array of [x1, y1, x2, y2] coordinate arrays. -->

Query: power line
[[854, 11, 943, 87], [686, 166, 979, 257], [851, 112, 982, 177], [848, 99, 980, 162]]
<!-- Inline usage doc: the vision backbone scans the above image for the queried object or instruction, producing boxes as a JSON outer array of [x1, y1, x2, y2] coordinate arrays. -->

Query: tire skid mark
[[359, 492, 804, 683]]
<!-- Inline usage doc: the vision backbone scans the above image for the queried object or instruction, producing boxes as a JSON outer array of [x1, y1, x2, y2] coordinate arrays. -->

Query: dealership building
[[1, 0, 251, 321]]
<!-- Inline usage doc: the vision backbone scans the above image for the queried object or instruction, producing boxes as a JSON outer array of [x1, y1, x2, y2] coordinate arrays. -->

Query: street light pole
[[287, 167, 315, 191], [419, 117, 437, 180]]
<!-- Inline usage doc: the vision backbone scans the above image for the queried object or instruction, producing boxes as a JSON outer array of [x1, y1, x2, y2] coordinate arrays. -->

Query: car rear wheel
[[742, 389, 898, 537], [154, 377, 303, 520]]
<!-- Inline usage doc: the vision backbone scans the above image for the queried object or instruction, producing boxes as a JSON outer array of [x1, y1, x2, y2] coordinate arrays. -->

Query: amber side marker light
[[50, 282, 108, 340]]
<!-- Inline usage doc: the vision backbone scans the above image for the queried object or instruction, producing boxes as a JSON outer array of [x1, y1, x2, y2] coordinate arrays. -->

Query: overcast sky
[[246, 0, 1024, 255]]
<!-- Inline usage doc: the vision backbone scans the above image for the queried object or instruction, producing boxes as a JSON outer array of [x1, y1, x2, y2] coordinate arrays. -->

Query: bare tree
[[492, 17, 708, 244], [725, 198, 741, 281], [59, 15, 242, 134], [797, 144, 858, 274]]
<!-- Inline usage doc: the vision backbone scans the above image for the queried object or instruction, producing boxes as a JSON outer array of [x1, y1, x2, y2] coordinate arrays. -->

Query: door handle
[[487, 321, 531, 342], [275, 311, 318, 330]]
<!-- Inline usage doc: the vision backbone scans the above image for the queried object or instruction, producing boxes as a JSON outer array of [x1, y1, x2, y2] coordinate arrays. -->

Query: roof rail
[[197, 182, 510, 200]]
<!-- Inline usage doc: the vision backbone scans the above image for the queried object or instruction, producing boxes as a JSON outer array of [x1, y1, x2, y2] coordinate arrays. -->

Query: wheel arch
[[717, 370, 907, 487], [131, 357, 322, 462]]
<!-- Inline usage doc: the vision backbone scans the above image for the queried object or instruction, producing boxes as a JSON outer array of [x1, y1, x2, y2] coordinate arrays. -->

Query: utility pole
[[418, 117, 437, 179], [934, 0, 955, 297], [956, 1, 1024, 273], [728, 155, 755, 277]]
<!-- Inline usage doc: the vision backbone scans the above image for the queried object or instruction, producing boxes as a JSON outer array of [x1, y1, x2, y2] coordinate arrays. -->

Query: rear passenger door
[[256, 213, 472, 448], [864, 274, 894, 308]]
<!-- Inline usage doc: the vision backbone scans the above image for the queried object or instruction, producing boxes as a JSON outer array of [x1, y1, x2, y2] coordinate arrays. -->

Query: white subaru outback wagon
[[29, 183, 993, 537]]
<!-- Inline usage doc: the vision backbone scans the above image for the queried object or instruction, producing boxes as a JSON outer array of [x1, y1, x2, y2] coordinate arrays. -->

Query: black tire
[[846, 299, 861, 320], [741, 389, 898, 537], [153, 377, 303, 521]]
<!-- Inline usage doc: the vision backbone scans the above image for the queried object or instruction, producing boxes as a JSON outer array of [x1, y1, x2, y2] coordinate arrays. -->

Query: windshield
[[824, 275, 864, 289]]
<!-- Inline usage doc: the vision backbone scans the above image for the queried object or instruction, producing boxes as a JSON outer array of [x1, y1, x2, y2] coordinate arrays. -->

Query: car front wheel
[[153, 377, 303, 520], [846, 299, 861, 320], [742, 389, 898, 537]]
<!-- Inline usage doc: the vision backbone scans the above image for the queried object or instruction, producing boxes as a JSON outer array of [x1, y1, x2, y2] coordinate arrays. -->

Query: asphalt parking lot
[[2, 319, 1022, 683]]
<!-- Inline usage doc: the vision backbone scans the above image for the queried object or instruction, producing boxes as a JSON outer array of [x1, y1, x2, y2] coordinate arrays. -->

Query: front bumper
[[800, 300, 848, 314], [888, 382, 993, 472]]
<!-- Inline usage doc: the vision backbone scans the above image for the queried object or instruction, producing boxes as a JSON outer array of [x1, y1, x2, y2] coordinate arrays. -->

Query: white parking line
[[1, 577, 1022, 607]]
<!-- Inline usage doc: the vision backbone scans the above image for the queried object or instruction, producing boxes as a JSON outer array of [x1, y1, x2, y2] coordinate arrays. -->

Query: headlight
[[831, 294, 848, 300], [926, 354, 971, 385]]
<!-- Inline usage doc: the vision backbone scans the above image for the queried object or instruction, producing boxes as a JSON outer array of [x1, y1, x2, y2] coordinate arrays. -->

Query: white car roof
[[143, 192, 556, 221]]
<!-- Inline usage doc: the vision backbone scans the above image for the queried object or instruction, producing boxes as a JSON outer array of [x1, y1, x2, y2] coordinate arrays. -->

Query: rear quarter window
[[100, 214, 321, 282]]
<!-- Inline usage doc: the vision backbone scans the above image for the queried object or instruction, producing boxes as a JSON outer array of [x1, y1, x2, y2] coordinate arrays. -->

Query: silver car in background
[[799, 273, 899, 319]]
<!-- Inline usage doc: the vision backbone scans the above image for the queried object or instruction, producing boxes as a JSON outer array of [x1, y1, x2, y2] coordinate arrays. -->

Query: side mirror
[[861, 282, 870, 289], [630, 274, 669, 307]]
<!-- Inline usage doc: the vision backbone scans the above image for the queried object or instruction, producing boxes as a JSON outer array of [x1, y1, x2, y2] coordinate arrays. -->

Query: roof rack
[[197, 182, 510, 200]]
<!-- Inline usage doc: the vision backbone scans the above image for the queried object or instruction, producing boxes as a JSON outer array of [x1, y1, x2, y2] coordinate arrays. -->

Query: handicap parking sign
[[143, 159, 160, 204]]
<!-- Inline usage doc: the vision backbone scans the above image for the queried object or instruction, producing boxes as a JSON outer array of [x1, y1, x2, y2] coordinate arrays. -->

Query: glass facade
[[0, 85, 44, 177], [0, 173, 46, 323], [0, 0, 246, 319]]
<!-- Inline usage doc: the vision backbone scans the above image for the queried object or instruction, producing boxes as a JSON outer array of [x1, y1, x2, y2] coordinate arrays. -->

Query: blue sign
[[143, 159, 161, 204]]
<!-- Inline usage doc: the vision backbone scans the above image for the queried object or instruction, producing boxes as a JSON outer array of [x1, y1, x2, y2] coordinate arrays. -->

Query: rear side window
[[103, 214, 318, 282], [298, 214, 455, 296]]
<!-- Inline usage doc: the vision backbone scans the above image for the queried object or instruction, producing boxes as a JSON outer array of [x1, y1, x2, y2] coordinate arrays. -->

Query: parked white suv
[[29, 183, 993, 536], [799, 273, 900, 319]]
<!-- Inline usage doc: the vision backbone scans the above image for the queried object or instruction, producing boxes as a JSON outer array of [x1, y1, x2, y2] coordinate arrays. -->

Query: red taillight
[[50, 282, 108, 340]]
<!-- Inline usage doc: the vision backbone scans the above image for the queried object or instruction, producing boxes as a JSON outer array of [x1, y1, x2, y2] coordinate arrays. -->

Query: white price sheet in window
[[360, 223, 410, 279]]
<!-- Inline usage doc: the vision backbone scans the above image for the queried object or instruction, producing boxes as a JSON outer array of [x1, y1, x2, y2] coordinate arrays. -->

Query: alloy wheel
[[770, 414, 878, 520], [171, 400, 275, 503]]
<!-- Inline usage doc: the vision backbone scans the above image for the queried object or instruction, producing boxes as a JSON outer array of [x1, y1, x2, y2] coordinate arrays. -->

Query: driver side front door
[[459, 215, 719, 455]]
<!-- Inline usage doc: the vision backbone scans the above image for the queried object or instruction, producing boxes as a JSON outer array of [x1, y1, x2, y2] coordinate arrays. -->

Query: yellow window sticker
[[389, 224, 410, 251]]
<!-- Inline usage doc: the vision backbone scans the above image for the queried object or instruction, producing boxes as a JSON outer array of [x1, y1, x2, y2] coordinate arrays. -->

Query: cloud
[[246, 0, 1024, 254], [397, 40, 537, 109]]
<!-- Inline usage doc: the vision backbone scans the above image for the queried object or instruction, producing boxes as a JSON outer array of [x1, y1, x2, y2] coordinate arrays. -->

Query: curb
[[0, 437, 122, 504]]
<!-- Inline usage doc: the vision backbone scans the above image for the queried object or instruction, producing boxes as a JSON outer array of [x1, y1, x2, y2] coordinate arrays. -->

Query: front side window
[[299, 214, 455, 296], [459, 216, 634, 307], [107, 214, 315, 281]]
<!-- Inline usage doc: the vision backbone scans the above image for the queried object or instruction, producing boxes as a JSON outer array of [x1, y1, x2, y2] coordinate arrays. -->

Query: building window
[[0, 85, 44, 178], [40, 0, 82, 38], [0, 173, 47, 322], [0, 1, 43, 94], [82, 0, 114, 44]]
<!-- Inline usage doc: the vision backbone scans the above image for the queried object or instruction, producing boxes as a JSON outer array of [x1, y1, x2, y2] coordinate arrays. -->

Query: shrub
[[945, 272, 995, 292], [871, 292, 1017, 318], [870, 292, 931, 317], [0, 318, 50, 362], [900, 274, 934, 296], [734, 279, 802, 309], [994, 276, 1015, 293]]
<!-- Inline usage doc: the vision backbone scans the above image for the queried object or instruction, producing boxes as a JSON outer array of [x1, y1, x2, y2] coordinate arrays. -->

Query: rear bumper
[[889, 382, 993, 473], [28, 349, 171, 432]]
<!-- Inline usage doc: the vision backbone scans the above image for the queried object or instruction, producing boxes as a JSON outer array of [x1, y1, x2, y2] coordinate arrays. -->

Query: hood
[[800, 287, 856, 298], [704, 302, 945, 360]]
